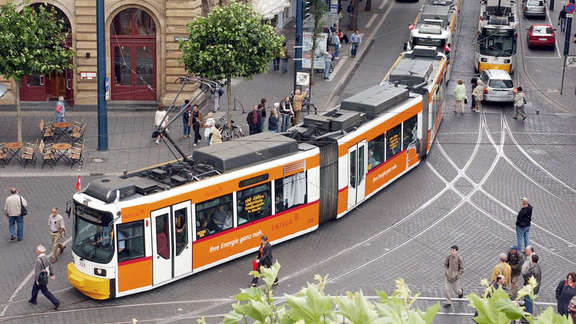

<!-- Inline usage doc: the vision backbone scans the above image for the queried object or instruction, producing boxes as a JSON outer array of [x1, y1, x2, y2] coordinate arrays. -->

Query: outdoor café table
[[52, 122, 72, 141], [4, 142, 23, 165], [52, 143, 72, 163]]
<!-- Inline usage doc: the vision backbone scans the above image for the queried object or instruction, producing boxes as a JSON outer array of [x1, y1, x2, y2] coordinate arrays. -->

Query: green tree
[[306, 0, 328, 89], [0, 2, 74, 142], [179, 0, 283, 129]]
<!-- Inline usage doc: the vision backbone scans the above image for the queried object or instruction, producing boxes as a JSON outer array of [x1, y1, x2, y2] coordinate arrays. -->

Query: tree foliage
[[179, 0, 283, 81], [0, 2, 73, 81]]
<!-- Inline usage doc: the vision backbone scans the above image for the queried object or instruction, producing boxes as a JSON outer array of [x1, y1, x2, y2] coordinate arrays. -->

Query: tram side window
[[386, 124, 402, 160], [174, 208, 188, 256], [196, 194, 233, 239], [368, 133, 385, 170], [402, 116, 418, 151], [237, 183, 271, 225], [116, 221, 145, 263], [275, 172, 307, 213]]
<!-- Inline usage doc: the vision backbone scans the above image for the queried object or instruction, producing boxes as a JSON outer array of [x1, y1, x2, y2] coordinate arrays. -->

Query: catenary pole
[[294, 0, 304, 91], [560, 12, 572, 95], [97, 0, 108, 151]]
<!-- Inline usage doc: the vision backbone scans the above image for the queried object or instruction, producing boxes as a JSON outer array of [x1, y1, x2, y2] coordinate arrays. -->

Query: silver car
[[480, 69, 515, 103], [523, 0, 546, 18]]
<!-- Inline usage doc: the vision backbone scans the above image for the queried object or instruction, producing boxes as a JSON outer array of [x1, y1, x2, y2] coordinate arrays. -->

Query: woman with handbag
[[453, 79, 467, 114]]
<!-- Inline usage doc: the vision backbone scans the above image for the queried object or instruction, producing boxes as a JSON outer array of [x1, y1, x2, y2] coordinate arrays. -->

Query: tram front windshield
[[479, 31, 516, 57], [72, 202, 114, 264]]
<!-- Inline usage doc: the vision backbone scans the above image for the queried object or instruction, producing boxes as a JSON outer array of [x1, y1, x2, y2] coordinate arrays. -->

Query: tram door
[[151, 208, 172, 285], [347, 141, 367, 210], [172, 201, 192, 277]]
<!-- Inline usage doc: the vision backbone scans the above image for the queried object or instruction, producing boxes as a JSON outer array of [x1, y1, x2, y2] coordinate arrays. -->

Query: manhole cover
[[92, 158, 105, 163]]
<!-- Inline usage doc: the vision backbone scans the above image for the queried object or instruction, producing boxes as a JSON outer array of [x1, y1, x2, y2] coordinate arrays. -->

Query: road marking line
[[379, 0, 387, 9], [523, 56, 562, 59], [366, 14, 379, 28]]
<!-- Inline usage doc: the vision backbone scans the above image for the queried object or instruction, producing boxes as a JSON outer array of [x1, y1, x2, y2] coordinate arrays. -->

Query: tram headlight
[[504, 59, 511, 63], [481, 58, 488, 62], [94, 268, 107, 277]]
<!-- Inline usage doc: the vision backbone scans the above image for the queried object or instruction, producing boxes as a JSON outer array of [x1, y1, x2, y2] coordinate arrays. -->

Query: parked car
[[527, 24, 556, 48], [523, 0, 547, 18], [479, 69, 515, 103]]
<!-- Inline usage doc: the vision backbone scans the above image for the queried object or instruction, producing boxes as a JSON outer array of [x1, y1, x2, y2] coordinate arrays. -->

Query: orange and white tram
[[68, 23, 452, 303]]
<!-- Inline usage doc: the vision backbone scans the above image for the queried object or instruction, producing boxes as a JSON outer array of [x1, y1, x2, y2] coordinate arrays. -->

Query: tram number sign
[[566, 3, 575, 14], [567, 56, 576, 69]]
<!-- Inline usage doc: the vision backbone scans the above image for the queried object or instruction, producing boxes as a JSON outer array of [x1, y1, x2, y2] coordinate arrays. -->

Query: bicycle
[[217, 117, 244, 142]]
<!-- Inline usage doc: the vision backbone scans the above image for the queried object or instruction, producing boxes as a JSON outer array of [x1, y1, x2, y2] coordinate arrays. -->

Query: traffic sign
[[566, 3, 575, 14], [296, 72, 310, 86]]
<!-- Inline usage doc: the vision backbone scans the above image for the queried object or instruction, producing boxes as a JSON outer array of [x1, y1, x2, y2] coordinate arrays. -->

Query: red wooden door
[[111, 42, 156, 101], [20, 75, 47, 101]]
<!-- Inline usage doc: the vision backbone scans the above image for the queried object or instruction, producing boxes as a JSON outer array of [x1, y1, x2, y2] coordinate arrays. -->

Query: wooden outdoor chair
[[41, 123, 55, 141], [68, 142, 84, 168], [20, 141, 37, 168], [0, 146, 7, 168], [39, 140, 56, 169], [70, 123, 86, 143]]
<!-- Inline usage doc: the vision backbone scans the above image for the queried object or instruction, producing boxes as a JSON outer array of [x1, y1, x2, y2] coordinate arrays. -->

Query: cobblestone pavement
[[0, 0, 575, 322]]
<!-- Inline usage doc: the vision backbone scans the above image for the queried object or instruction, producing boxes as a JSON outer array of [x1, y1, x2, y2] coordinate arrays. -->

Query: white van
[[479, 69, 515, 103]]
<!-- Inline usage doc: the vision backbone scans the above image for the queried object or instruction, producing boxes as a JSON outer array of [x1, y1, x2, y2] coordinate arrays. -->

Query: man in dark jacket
[[247, 105, 262, 135], [524, 254, 541, 315], [29, 244, 60, 310], [507, 245, 523, 297], [516, 197, 533, 252], [251, 235, 278, 287]]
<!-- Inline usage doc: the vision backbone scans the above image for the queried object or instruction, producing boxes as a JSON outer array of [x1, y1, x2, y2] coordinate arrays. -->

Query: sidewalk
[[0, 0, 385, 177]]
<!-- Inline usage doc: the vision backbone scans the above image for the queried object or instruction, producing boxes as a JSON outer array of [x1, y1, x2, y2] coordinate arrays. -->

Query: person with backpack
[[4, 187, 27, 241], [513, 87, 527, 121], [29, 245, 60, 310], [507, 245, 523, 297]]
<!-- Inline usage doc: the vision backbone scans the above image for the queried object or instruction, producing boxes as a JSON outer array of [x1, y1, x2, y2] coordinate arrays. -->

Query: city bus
[[475, 0, 518, 73]]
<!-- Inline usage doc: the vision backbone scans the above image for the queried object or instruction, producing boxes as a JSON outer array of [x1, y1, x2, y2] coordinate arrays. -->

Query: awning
[[0, 83, 7, 99], [252, 0, 291, 19]]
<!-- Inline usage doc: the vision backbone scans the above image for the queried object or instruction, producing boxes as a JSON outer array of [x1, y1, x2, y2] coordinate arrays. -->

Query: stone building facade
[[0, 0, 225, 108]]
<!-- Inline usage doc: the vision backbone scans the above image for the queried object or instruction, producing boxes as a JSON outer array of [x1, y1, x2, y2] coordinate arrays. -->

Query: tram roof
[[387, 46, 443, 87]]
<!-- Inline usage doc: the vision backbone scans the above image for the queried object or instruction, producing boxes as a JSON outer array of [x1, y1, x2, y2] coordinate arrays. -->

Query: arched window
[[111, 8, 155, 36]]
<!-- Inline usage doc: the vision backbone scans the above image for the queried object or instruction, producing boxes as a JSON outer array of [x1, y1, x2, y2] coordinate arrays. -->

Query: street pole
[[560, 14, 572, 95], [97, 0, 108, 151], [550, 0, 554, 11], [294, 0, 304, 91]]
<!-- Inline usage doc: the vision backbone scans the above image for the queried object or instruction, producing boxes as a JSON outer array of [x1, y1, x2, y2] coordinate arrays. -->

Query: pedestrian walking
[[190, 104, 204, 146], [210, 124, 223, 145], [346, 2, 355, 30], [29, 245, 60, 310], [55, 96, 66, 123], [513, 87, 527, 121], [472, 80, 484, 112], [292, 88, 308, 125], [559, 7, 567, 33], [568, 296, 576, 324], [4, 187, 27, 241], [279, 96, 293, 132], [251, 235, 279, 287], [258, 98, 267, 132], [470, 77, 478, 110], [443, 245, 464, 307], [247, 105, 262, 135], [182, 99, 191, 138], [269, 104, 280, 133], [48, 208, 66, 262], [350, 29, 361, 57], [323, 49, 333, 79], [516, 197, 532, 252], [557, 273, 576, 316], [203, 112, 215, 145], [453, 79, 467, 114], [523, 254, 541, 315], [491, 253, 512, 289], [332, 30, 341, 59], [212, 83, 223, 112], [273, 49, 281, 71], [507, 245, 523, 297], [339, 29, 349, 44], [154, 104, 168, 144], [281, 41, 289, 73]]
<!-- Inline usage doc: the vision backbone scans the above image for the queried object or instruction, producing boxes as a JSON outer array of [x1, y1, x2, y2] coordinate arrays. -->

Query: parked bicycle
[[288, 90, 318, 116], [217, 117, 244, 142]]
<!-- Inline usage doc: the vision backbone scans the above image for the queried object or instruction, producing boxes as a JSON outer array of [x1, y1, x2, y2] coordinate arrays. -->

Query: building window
[[237, 183, 272, 225], [111, 8, 155, 36], [117, 221, 145, 263], [368, 133, 385, 170], [386, 124, 402, 160], [196, 194, 233, 239], [275, 172, 307, 213], [402, 115, 418, 151]]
